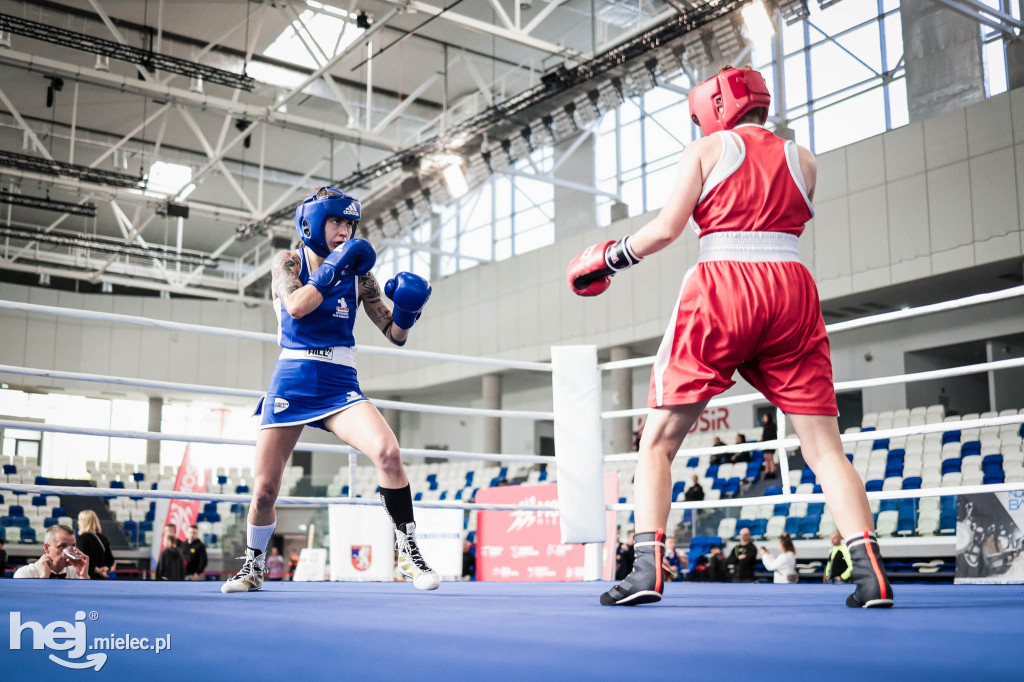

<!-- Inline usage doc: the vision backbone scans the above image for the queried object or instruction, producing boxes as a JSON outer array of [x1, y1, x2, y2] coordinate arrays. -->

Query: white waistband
[[698, 231, 800, 263], [279, 346, 356, 367]]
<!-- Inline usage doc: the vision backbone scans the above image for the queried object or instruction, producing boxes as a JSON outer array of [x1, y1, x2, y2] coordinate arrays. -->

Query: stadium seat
[[876, 510, 898, 537], [798, 516, 821, 538], [784, 516, 802, 536], [717, 518, 737, 539], [20, 527, 37, 543], [671, 481, 687, 502], [772, 502, 790, 516], [879, 499, 899, 512], [942, 430, 961, 444], [941, 459, 961, 474], [865, 480, 883, 492], [800, 469, 816, 484], [750, 519, 768, 538], [961, 441, 981, 457], [765, 516, 786, 539], [902, 476, 922, 489], [764, 486, 783, 496]]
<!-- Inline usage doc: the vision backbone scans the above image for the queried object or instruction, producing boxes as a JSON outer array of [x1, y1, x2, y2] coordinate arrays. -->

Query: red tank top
[[689, 125, 813, 237]]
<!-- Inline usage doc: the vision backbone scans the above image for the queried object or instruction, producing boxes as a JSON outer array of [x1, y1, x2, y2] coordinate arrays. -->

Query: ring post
[[552, 345, 607, 580]]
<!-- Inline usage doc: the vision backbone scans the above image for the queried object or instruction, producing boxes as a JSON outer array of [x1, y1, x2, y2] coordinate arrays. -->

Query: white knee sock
[[247, 521, 276, 554]]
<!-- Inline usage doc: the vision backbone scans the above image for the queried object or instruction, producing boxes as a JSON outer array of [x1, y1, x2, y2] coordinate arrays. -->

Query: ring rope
[[0, 364, 555, 421], [607, 480, 1024, 513], [0, 482, 559, 512], [602, 414, 1024, 462], [0, 299, 553, 372], [597, 285, 1024, 371], [600, 357, 1024, 420], [0, 418, 552, 465]]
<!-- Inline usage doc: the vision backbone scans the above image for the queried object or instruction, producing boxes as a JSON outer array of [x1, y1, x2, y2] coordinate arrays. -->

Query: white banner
[[410, 508, 463, 580], [328, 505, 395, 581], [293, 548, 329, 581]]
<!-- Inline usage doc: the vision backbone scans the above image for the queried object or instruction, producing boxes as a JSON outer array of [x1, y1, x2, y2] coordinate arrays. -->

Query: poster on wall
[[475, 474, 618, 582], [955, 491, 1024, 584]]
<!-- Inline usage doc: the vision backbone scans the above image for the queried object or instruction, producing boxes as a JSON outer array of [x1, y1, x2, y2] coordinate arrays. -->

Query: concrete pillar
[[900, 0, 985, 122], [609, 346, 633, 454], [146, 396, 162, 465], [553, 133, 597, 240], [482, 374, 501, 455]]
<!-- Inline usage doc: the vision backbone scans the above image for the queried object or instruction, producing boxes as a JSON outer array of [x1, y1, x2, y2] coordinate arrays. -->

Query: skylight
[[147, 161, 192, 194], [263, 3, 365, 70]]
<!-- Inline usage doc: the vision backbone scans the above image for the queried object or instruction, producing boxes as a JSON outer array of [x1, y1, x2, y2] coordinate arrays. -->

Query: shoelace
[[398, 535, 430, 571], [230, 554, 263, 581]]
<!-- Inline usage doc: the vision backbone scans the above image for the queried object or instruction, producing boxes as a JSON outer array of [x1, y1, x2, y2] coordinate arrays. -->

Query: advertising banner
[[955, 491, 1024, 584], [475, 474, 618, 581]]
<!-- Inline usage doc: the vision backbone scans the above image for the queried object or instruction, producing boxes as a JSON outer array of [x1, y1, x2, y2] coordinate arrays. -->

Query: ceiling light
[[741, 1, 776, 44], [442, 161, 469, 199], [147, 161, 192, 195]]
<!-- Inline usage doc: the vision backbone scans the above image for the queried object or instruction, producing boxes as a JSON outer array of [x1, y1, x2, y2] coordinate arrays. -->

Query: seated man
[[14, 524, 90, 579], [683, 474, 704, 501]]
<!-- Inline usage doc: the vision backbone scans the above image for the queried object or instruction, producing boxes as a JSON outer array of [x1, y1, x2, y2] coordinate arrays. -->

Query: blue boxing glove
[[384, 272, 431, 330], [308, 238, 376, 296]]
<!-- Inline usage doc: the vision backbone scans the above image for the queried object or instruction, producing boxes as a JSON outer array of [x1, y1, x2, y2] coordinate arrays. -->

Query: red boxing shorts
[[648, 232, 837, 416]]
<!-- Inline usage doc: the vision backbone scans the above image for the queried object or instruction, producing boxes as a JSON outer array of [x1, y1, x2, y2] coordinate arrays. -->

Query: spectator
[[0, 537, 7, 577], [461, 539, 476, 581], [824, 530, 852, 583], [709, 436, 727, 465], [684, 474, 704, 501], [729, 433, 751, 464], [761, 413, 778, 479], [288, 550, 300, 580], [706, 544, 729, 582], [76, 510, 116, 580], [155, 525, 186, 581], [726, 527, 758, 582], [14, 524, 89, 579], [615, 530, 635, 581], [664, 536, 687, 581], [761, 533, 798, 583], [266, 546, 286, 581], [185, 524, 208, 580]]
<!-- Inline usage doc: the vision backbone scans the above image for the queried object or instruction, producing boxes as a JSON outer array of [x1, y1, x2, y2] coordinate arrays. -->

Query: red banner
[[162, 446, 209, 548], [475, 474, 618, 581]]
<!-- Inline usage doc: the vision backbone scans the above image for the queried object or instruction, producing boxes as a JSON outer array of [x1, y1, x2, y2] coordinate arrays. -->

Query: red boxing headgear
[[688, 67, 771, 136]]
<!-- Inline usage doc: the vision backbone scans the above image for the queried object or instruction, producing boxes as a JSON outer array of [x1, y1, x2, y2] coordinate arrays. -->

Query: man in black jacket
[[727, 527, 758, 582], [155, 525, 186, 581], [185, 525, 208, 580]]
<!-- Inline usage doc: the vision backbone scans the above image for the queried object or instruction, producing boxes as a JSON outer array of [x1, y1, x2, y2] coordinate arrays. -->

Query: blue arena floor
[[4, 580, 1024, 681]]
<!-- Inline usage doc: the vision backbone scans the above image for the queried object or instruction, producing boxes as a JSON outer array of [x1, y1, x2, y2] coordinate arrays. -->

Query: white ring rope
[[597, 284, 1024, 371], [600, 357, 1024, 420], [0, 364, 555, 421], [602, 414, 1024, 462], [607, 480, 1024, 513], [0, 299, 553, 372], [0, 419, 551, 465], [0, 482, 559, 512]]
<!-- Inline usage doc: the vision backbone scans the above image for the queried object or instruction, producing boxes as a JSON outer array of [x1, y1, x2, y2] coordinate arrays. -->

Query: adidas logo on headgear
[[343, 203, 360, 217]]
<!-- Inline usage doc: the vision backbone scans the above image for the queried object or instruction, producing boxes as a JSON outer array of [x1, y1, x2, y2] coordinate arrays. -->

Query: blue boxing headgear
[[295, 188, 361, 257]]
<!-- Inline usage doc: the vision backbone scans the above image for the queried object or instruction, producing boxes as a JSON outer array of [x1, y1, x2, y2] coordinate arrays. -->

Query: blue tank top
[[276, 248, 357, 349]]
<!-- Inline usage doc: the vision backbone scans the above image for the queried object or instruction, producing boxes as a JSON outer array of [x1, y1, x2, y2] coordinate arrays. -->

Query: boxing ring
[[2, 286, 1024, 680]]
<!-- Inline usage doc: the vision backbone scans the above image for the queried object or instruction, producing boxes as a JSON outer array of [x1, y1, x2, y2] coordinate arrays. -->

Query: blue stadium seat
[[938, 513, 956, 535], [217, 475, 228, 485], [195, 513, 206, 524], [982, 454, 1004, 467], [31, 495, 47, 507], [807, 502, 825, 516], [722, 478, 741, 497], [941, 430, 960, 445], [735, 519, 753, 535], [860, 426, 875, 432], [773, 502, 790, 516], [750, 519, 768, 538], [865, 480, 884, 492], [230, 503, 245, 515], [203, 502, 218, 515], [896, 516, 916, 536], [812, 484, 823, 494], [123, 520, 139, 544], [235, 485, 249, 494], [465, 472, 475, 487], [34, 476, 49, 486], [44, 517, 59, 527], [940, 496, 956, 516], [672, 481, 687, 501], [498, 466, 508, 479], [9, 505, 24, 517], [203, 534, 217, 547], [705, 465, 720, 480], [744, 462, 761, 480], [902, 477, 922, 489], [341, 486, 349, 496], [413, 492, 423, 501], [887, 448, 905, 461], [983, 472, 1005, 485], [2, 464, 15, 475], [885, 462, 904, 478], [426, 474, 438, 490], [686, 457, 700, 468], [800, 469, 816, 484], [467, 531, 476, 544], [845, 453, 854, 462], [0, 516, 14, 528], [798, 515, 821, 538], [110, 480, 125, 489], [712, 478, 727, 491], [139, 520, 153, 534], [941, 459, 961, 474], [538, 471, 547, 482], [764, 486, 783, 496], [872, 439, 889, 451], [439, 491, 448, 500], [132, 472, 146, 482], [20, 527, 36, 543], [960, 441, 981, 457], [206, 512, 221, 523], [784, 517, 802, 535], [0, 527, 5, 542], [879, 499, 899, 512]]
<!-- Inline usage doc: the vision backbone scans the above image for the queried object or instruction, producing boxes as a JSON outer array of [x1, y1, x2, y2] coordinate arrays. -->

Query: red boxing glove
[[567, 240, 615, 297], [567, 236, 643, 297]]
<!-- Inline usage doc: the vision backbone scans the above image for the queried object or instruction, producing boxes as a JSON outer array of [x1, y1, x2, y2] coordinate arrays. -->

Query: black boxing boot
[[845, 530, 894, 608], [600, 529, 665, 606]]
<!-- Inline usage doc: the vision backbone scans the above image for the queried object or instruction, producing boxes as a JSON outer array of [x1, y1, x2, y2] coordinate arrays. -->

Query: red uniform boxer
[[568, 66, 892, 609]]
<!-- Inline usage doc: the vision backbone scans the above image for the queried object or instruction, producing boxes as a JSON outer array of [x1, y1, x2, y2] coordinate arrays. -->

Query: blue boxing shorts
[[254, 347, 368, 431]]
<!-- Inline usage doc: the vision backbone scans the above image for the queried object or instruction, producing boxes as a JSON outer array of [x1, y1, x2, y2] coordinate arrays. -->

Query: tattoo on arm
[[359, 272, 394, 333], [272, 251, 303, 303]]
